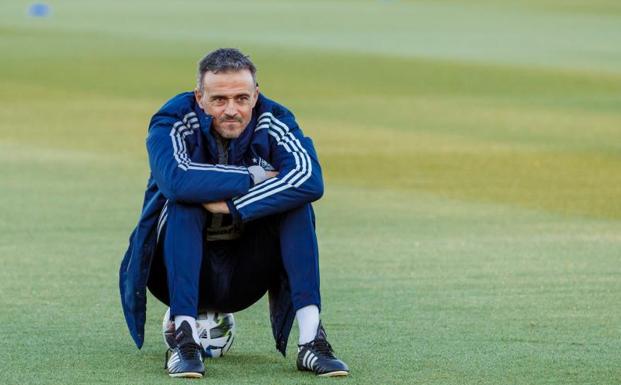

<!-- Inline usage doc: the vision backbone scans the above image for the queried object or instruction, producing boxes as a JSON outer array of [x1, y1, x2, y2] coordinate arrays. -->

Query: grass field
[[1, 1, 621, 384]]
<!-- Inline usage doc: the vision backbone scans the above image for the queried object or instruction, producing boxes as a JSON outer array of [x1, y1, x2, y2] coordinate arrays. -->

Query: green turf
[[1, 1, 621, 384]]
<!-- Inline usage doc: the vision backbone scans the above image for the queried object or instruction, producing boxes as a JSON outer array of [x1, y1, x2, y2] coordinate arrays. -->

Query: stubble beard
[[215, 121, 245, 139]]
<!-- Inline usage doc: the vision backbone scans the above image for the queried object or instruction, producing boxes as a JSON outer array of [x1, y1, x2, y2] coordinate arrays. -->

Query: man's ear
[[194, 88, 204, 109]]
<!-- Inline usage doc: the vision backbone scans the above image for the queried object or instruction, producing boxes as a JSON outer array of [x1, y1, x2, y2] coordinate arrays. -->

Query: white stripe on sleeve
[[233, 112, 312, 209]]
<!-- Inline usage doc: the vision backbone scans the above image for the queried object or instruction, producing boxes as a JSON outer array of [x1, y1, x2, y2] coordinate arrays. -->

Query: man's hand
[[248, 166, 279, 185], [203, 201, 230, 214]]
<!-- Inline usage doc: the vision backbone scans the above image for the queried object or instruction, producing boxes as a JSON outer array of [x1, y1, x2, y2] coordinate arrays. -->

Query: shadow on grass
[[118, 347, 319, 384]]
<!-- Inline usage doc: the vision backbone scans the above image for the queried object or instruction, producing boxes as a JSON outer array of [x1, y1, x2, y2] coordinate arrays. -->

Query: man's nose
[[224, 99, 237, 115]]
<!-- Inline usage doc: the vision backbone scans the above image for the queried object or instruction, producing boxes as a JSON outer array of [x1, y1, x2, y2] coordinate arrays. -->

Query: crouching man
[[119, 48, 349, 378]]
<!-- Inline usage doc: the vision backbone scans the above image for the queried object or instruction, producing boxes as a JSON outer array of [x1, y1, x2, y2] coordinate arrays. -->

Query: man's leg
[[161, 201, 206, 378], [279, 203, 349, 377], [163, 202, 206, 322], [279, 203, 321, 342], [279, 203, 321, 318]]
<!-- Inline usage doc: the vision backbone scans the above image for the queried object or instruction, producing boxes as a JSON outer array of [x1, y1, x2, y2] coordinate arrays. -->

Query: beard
[[214, 118, 246, 139]]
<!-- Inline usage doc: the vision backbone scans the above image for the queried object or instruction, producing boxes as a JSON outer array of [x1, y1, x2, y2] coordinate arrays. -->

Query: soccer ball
[[162, 308, 236, 358]]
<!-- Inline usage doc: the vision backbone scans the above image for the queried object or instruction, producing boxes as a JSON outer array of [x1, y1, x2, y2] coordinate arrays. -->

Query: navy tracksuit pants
[[147, 202, 321, 317]]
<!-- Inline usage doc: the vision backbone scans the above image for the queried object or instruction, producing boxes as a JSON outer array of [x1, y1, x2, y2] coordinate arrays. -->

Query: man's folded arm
[[146, 114, 253, 203], [228, 113, 323, 223]]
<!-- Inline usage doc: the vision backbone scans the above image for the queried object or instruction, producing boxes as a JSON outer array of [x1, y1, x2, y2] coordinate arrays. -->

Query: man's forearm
[[148, 128, 254, 203], [202, 170, 279, 215]]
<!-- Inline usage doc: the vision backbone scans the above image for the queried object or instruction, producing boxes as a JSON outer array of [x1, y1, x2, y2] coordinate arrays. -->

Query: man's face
[[195, 69, 259, 139]]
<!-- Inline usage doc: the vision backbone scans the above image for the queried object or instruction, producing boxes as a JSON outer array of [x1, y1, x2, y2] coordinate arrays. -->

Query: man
[[119, 48, 349, 378]]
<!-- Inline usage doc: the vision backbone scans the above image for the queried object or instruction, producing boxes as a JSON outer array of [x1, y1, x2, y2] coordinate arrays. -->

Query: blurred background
[[1, 1, 621, 384]]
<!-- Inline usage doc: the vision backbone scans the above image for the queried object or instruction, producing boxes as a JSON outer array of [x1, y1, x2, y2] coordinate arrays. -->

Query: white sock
[[296, 305, 320, 345], [174, 315, 200, 344]]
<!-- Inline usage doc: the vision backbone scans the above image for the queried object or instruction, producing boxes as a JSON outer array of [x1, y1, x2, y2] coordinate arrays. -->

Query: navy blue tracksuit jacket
[[119, 92, 324, 354]]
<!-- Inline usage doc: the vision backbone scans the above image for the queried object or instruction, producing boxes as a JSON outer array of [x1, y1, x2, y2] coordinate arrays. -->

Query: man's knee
[[166, 201, 207, 228]]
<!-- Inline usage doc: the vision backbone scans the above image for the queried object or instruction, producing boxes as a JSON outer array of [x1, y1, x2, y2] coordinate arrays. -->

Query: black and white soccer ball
[[162, 308, 236, 358]]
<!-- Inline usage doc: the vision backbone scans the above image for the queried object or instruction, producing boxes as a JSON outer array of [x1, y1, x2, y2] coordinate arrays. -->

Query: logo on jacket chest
[[251, 156, 275, 171]]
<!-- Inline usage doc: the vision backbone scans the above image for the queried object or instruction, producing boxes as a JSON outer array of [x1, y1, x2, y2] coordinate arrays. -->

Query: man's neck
[[213, 131, 230, 165]]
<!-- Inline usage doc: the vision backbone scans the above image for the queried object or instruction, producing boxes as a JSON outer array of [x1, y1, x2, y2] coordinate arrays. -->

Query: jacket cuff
[[247, 165, 268, 186], [226, 200, 242, 224]]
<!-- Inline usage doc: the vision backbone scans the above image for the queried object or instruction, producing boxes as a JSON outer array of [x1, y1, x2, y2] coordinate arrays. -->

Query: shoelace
[[312, 339, 336, 359]]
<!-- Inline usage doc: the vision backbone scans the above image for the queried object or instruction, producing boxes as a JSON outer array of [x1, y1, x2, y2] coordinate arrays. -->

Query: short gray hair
[[196, 48, 257, 92]]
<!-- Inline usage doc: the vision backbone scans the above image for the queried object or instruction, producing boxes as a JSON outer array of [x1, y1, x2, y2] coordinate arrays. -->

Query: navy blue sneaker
[[297, 323, 349, 377], [165, 321, 205, 378]]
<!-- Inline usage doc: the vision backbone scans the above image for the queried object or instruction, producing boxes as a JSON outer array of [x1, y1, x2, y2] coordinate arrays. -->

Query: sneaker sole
[[318, 371, 349, 377], [168, 372, 203, 378]]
